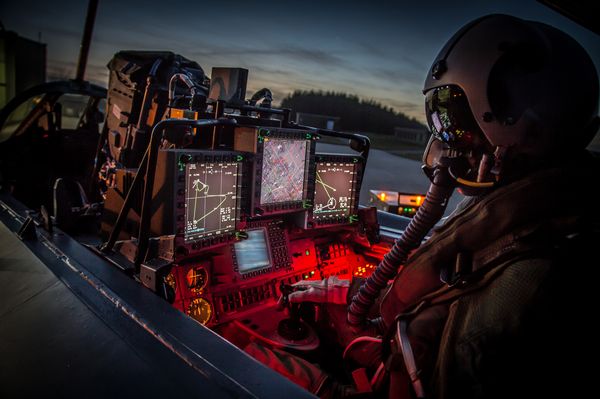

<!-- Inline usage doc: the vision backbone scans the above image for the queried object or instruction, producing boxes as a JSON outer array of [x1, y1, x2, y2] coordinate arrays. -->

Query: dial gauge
[[187, 297, 212, 325], [186, 267, 208, 293], [165, 272, 177, 291]]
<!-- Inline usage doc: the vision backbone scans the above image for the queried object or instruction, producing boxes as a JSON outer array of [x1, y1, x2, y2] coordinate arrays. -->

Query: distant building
[[0, 29, 46, 108], [393, 126, 429, 145], [295, 112, 339, 130]]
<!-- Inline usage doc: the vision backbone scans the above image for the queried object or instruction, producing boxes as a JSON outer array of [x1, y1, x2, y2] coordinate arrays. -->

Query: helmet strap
[[490, 145, 509, 179], [476, 153, 493, 183]]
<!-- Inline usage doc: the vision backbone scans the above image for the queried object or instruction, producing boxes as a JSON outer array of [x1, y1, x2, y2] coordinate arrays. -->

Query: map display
[[260, 138, 307, 204], [313, 162, 356, 219], [185, 162, 239, 242]]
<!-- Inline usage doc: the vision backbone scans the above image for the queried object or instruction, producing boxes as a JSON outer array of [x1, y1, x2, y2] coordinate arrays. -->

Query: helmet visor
[[425, 85, 485, 149]]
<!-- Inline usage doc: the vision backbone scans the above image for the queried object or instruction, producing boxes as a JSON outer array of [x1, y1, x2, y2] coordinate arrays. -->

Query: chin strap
[[397, 318, 426, 398]]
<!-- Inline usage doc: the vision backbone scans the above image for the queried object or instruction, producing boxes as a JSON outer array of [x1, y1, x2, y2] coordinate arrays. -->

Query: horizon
[[1, 0, 599, 124]]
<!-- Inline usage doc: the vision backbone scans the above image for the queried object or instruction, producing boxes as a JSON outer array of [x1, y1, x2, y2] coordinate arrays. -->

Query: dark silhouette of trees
[[281, 90, 425, 134]]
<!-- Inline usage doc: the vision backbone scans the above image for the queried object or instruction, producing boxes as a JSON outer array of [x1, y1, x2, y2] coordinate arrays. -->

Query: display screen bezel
[[312, 160, 358, 220], [259, 137, 309, 205], [184, 160, 242, 243], [250, 128, 316, 217]]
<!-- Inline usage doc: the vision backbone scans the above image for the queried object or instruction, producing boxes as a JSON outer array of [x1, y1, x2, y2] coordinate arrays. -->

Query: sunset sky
[[1, 0, 598, 123]]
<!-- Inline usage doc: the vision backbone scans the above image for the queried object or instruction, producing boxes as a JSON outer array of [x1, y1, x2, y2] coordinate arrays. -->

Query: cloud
[[46, 59, 108, 86], [247, 65, 297, 79], [187, 45, 346, 68], [386, 99, 426, 123], [36, 25, 81, 40], [369, 67, 426, 87]]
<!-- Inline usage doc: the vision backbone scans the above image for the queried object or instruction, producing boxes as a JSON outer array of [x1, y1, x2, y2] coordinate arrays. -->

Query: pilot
[[246, 14, 600, 398]]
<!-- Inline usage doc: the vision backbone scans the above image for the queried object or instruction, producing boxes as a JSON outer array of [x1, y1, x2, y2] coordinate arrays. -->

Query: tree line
[[280, 90, 425, 134]]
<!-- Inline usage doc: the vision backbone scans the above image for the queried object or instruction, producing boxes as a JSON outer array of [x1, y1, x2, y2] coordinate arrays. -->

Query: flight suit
[[246, 155, 600, 398]]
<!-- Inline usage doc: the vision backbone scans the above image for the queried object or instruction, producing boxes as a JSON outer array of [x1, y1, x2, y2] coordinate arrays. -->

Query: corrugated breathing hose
[[347, 162, 456, 326]]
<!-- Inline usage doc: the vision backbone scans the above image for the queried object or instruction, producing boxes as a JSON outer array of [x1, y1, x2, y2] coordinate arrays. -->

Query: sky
[[1, 0, 599, 123]]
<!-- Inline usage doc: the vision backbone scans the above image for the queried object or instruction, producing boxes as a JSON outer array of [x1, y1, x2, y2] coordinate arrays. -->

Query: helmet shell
[[423, 14, 599, 157]]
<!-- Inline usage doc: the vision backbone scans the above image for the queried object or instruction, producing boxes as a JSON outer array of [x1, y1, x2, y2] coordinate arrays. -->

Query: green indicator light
[[349, 215, 358, 223], [178, 154, 192, 171], [303, 200, 312, 209], [257, 129, 269, 142], [235, 231, 249, 240], [236, 155, 243, 162], [305, 250, 310, 256], [353, 158, 358, 163], [305, 133, 312, 139]]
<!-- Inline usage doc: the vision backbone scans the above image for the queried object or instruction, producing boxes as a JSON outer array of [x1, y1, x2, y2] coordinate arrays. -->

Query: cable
[[168, 73, 198, 109], [249, 88, 273, 107]]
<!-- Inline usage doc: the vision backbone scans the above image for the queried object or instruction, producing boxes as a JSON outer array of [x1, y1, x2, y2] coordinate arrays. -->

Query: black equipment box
[[105, 51, 207, 167]]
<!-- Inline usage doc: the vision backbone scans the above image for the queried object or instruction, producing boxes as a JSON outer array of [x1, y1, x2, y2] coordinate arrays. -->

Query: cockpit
[[91, 56, 385, 353]]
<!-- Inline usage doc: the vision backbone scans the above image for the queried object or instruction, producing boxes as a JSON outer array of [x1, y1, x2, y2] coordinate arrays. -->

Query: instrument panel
[[94, 68, 380, 352], [168, 217, 380, 328], [151, 128, 365, 254], [124, 125, 377, 332]]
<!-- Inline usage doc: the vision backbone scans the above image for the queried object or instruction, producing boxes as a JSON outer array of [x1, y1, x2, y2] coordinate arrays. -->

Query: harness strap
[[419, 223, 549, 308], [397, 318, 426, 398], [379, 224, 552, 398], [372, 214, 592, 399]]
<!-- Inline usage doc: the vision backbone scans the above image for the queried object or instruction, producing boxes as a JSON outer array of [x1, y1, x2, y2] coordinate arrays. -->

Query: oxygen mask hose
[[347, 160, 456, 326]]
